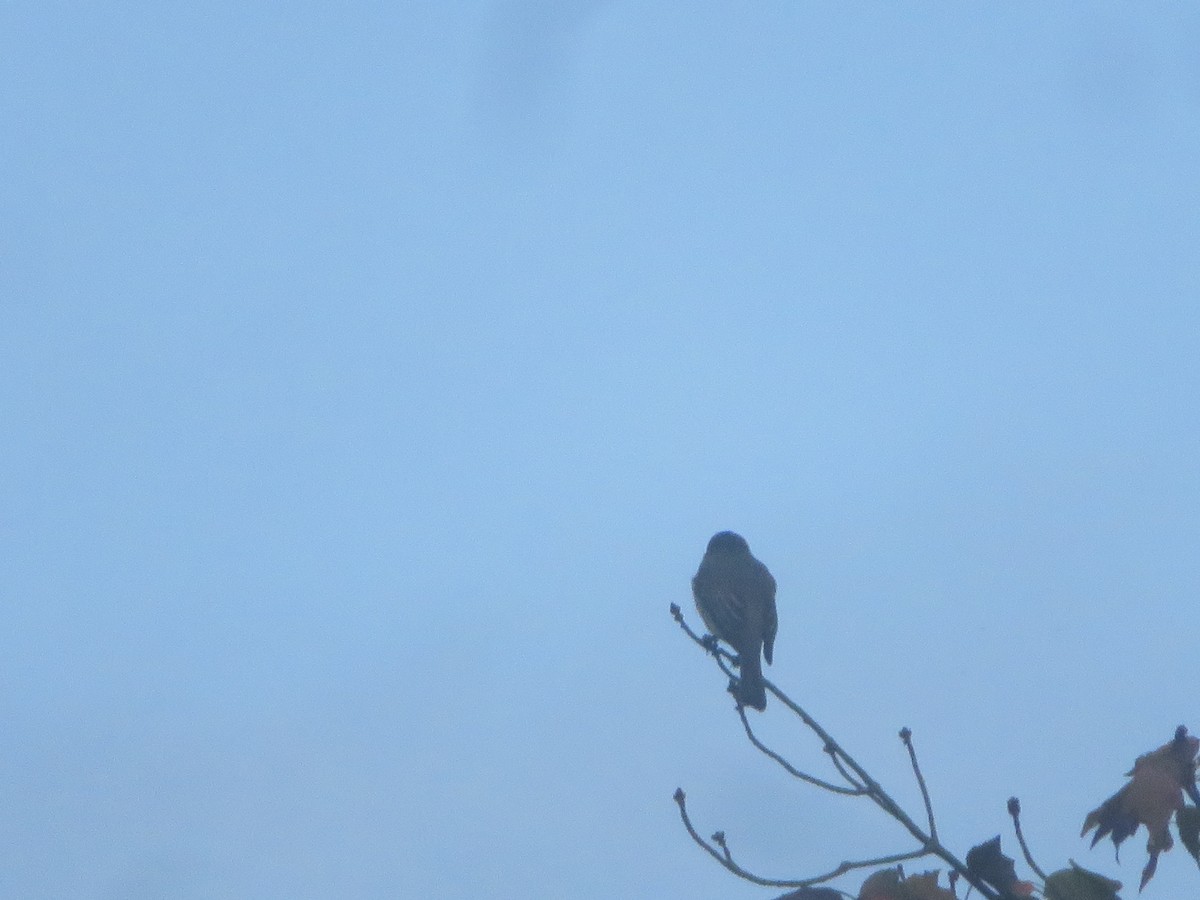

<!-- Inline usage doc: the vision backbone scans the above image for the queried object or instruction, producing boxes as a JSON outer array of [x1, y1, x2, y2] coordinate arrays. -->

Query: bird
[[691, 531, 778, 711]]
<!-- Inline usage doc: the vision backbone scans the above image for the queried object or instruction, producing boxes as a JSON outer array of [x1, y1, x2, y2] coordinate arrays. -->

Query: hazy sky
[[4, 3, 1200, 898]]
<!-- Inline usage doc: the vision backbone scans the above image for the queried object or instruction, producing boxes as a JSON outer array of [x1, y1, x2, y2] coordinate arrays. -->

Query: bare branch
[[672, 602, 747, 699], [674, 603, 862, 794], [673, 605, 1004, 900], [737, 705, 866, 796], [786, 848, 931, 889], [1006, 796, 1048, 882], [673, 788, 931, 890], [756, 656, 1000, 898], [672, 603, 736, 663], [672, 788, 806, 888], [900, 727, 938, 841]]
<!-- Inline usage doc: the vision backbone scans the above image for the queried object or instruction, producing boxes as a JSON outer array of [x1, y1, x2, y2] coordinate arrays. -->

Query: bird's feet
[[726, 678, 741, 699], [700, 633, 720, 655]]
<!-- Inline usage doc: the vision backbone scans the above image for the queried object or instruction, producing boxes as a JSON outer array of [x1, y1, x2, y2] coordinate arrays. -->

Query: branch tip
[[901, 727, 938, 841], [1008, 794, 1048, 882]]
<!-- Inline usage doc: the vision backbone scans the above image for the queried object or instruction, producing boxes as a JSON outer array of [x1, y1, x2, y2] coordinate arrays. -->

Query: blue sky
[[4, 3, 1200, 898]]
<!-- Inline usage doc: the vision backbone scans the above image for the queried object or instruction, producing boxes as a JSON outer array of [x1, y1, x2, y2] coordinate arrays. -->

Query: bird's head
[[705, 531, 750, 555]]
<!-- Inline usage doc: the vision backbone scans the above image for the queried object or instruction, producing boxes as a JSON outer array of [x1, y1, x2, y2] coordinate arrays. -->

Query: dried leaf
[[775, 888, 843, 900], [1081, 727, 1200, 889], [1177, 804, 1200, 866], [1137, 857, 1155, 891], [1043, 861, 1122, 900], [1081, 791, 1139, 858], [856, 867, 956, 900], [965, 836, 1035, 898], [859, 867, 904, 900], [900, 870, 956, 900]]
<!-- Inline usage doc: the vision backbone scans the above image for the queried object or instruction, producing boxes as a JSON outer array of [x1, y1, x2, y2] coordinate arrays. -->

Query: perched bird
[[691, 531, 778, 710]]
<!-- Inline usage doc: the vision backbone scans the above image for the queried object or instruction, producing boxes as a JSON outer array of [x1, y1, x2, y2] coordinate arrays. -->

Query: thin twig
[[900, 727, 938, 841], [672, 603, 735, 663], [673, 788, 928, 889], [825, 742, 866, 790], [737, 706, 866, 795], [1006, 797, 1048, 882], [672, 603, 744, 695]]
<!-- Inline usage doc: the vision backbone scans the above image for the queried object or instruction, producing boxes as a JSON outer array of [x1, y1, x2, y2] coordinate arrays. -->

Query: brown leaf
[[901, 870, 956, 900], [857, 867, 957, 900], [858, 867, 904, 900], [1043, 862, 1122, 900], [966, 835, 1034, 897], [1081, 727, 1200, 889], [1177, 804, 1200, 865]]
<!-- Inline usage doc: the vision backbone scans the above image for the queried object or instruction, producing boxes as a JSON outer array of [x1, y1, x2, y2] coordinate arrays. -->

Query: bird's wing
[[762, 572, 778, 665], [695, 583, 749, 646]]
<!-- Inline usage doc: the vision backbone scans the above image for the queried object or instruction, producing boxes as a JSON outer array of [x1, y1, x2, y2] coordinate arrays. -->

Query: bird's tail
[[735, 653, 767, 711]]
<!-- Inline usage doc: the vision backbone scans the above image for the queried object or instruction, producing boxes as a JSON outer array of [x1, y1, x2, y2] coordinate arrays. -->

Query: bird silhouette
[[691, 531, 778, 710]]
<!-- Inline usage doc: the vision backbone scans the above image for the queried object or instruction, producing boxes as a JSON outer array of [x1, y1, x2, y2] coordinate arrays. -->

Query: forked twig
[[826, 742, 866, 791], [673, 789, 929, 889], [737, 706, 865, 795]]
